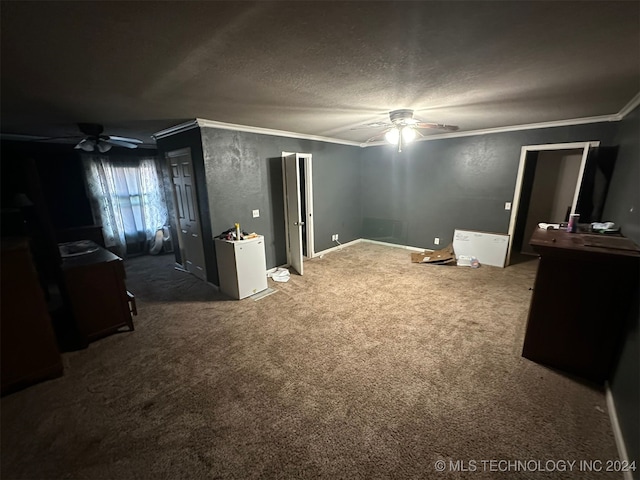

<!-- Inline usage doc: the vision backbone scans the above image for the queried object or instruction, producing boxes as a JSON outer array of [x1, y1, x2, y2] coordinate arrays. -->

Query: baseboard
[[314, 238, 362, 256], [605, 382, 634, 480], [360, 238, 430, 252], [313, 238, 433, 257]]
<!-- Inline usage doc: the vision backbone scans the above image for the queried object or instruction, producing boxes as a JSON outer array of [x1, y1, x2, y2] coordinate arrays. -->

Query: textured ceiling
[[1, 1, 639, 146]]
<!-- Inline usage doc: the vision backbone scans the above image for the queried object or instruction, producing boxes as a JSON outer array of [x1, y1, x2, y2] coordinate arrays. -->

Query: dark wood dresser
[[60, 241, 135, 342], [1, 239, 63, 395], [522, 228, 640, 383]]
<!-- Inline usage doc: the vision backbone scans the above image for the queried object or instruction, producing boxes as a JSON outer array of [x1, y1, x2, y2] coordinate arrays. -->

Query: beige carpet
[[1, 242, 620, 479]]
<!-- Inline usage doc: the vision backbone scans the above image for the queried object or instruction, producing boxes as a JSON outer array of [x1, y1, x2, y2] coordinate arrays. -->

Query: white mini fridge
[[215, 235, 268, 299]]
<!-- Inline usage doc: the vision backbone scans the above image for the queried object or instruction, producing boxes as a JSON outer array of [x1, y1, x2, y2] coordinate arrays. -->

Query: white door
[[283, 153, 304, 275], [167, 148, 207, 281]]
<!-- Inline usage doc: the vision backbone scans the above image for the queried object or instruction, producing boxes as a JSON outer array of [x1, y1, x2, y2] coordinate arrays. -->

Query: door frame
[[506, 141, 599, 265], [282, 152, 315, 263]]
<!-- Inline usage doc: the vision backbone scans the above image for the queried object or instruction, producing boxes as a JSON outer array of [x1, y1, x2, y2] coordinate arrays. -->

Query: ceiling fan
[[356, 109, 459, 152], [73, 123, 143, 153]]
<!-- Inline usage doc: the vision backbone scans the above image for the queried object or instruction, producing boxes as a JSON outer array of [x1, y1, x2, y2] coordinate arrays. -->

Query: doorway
[[506, 141, 599, 265], [519, 149, 583, 255], [166, 148, 207, 281], [282, 152, 314, 275]]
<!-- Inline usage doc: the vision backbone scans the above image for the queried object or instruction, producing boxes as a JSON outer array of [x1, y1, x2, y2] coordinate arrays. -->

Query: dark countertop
[[59, 241, 122, 268], [529, 228, 640, 258]]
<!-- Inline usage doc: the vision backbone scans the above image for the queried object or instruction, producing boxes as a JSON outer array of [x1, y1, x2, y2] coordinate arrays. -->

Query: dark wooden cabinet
[[61, 242, 135, 342], [522, 228, 640, 383], [1, 239, 63, 395]]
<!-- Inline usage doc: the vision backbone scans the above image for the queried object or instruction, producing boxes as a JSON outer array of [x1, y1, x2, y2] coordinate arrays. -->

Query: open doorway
[[519, 148, 583, 255], [506, 141, 599, 265], [282, 152, 314, 275]]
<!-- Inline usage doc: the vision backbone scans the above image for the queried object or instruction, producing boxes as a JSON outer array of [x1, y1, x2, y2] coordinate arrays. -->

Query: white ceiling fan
[[356, 109, 459, 152], [73, 123, 143, 153]]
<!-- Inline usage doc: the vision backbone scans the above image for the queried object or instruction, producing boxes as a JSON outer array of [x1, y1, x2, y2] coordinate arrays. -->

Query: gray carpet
[[1, 242, 620, 479]]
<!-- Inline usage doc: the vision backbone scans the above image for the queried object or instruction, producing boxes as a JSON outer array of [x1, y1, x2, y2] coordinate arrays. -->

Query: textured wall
[[199, 128, 362, 280], [361, 122, 618, 250], [157, 116, 635, 464], [602, 106, 639, 473]]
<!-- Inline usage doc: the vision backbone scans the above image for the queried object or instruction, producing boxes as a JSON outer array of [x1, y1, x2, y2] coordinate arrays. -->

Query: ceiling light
[[384, 125, 417, 152], [401, 126, 416, 143], [77, 138, 96, 152], [384, 127, 400, 145], [97, 142, 112, 153]]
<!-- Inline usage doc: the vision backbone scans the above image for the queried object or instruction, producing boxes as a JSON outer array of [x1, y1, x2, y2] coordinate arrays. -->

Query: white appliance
[[215, 235, 268, 299]]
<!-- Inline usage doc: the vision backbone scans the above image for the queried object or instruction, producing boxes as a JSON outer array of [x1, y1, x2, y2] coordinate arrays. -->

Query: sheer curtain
[[83, 155, 168, 256]]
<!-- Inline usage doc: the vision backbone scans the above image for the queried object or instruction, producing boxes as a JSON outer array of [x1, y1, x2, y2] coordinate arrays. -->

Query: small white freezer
[[215, 235, 268, 299]]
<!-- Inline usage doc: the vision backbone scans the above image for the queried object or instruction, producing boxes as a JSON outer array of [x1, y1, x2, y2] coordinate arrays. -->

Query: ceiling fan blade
[[106, 138, 138, 149], [414, 122, 459, 131], [350, 122, 392, 131], [106, 135, 143, 144], [363, 128, 392, 143]]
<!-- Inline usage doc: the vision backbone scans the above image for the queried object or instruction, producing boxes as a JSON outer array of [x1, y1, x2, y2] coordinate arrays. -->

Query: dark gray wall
[[602, 106, 639, 475], [199, 128, 362, 282], [362, 118, 636, 467], [361, 123, 618, 250], [157, 117, 635, 464]]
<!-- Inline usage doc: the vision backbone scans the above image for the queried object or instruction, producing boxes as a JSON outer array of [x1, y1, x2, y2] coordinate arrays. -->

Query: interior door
[[167, 149, 207, 281], [283, 153, 303, 275]]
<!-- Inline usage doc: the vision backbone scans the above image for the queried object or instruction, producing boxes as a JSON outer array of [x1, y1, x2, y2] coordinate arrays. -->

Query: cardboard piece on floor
[[410, 244, 456, 265]]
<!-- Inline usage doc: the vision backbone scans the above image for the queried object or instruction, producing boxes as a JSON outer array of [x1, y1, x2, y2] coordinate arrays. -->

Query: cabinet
[[215, 236, 268, 299], [522, 228, 640, 383], [61, 241, 135, 342], [1, 239, 63, 395]]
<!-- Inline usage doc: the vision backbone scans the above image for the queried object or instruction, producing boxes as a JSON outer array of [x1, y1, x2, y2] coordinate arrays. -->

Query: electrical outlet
[[331, 234, 339, 241], [434, 237, 440, 245], [505, 202, 512, 211], [252, 209, 260, 218]]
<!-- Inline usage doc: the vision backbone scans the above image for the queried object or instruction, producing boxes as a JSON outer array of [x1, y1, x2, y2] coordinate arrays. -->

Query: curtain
[[83, 155, 168, 256]]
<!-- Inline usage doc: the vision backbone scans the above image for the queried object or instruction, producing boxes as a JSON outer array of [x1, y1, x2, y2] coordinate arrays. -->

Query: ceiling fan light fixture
[[76, 138, 96, 152], [97, 141, 112, 153], [401, 126, 416, 143], [385, 127, 400, 145]]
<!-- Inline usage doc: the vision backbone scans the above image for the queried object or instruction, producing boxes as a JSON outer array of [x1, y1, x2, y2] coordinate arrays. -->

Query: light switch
[[252, 209, 260, 218], [505, 202, 512, 211]]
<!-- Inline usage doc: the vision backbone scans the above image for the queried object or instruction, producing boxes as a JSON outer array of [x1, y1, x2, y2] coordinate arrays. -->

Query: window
[[83, 155, 168, 256]]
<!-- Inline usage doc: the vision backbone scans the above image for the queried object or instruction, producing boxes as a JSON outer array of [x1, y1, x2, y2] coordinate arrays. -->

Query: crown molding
[[153, 117, 361, 146], [194, 118, 361, 147], [614, 91, 640, 120], [152, 120, 200, 140], [0, 133, 156, 149], [152, 118, 360, 147], [154, 92, 640, 148], [360, 114, 619, 147]]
